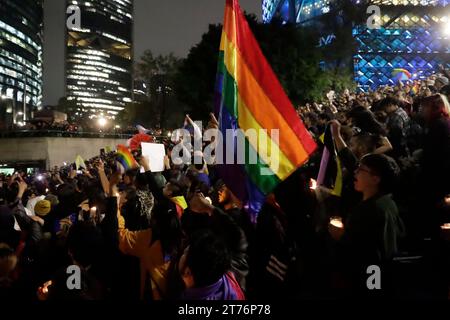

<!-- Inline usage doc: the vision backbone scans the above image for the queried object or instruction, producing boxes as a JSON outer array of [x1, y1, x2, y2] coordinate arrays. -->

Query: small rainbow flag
[[392, 68, 411, 81], [116, 144, 138, 171], [214, 0, 317, 216]]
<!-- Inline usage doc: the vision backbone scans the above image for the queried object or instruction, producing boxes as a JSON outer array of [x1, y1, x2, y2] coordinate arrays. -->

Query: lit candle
[[42, 280, 52, 294], [441, 223, 450, 241], [441, 223, 450, 230], [310, 178, 317, 190], [90, 206, 97, 217], [330, 217, 344, 229], [444, 196, 450, 206]]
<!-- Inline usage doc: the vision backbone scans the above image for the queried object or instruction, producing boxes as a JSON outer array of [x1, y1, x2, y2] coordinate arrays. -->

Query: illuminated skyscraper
[[0, 0, 43, 126], [65, 0, 133, 118], [262, 0, 449, 90]]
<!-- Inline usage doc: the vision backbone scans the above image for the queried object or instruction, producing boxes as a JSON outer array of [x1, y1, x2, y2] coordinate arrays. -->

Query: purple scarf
[[181, 273, 244, 300]]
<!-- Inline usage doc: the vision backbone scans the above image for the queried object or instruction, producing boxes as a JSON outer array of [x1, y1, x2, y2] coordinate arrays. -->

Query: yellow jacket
[[117, 211, 170, 300]]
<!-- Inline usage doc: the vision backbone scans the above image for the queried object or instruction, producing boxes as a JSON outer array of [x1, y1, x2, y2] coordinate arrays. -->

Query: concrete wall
[[0, 137, 127, 168]]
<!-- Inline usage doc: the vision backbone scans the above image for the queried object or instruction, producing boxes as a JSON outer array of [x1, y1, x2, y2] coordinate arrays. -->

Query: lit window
[[101, 32, 128, 44], [6, 88, 13, 98]]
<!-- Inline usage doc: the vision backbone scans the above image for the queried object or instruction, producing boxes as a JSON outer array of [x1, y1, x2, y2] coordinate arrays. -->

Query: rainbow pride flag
[[392, 68, 411, 81], [116, 144, 138, 171], [214, 0, 317, 215]]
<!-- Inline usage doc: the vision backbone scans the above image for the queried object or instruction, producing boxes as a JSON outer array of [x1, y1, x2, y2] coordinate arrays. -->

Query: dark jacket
[[144, 171, 177, 217], [8, 200, 43, 249], [249, 202, 291, 299], [422, 117, 450, 203], [339, 194, 404, 266], [338, 147, 363, 216], [386, 107, 410, 158]]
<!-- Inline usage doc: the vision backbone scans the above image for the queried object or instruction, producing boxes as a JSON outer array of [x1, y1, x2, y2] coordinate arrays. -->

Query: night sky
[[42, 0, 261, 106]]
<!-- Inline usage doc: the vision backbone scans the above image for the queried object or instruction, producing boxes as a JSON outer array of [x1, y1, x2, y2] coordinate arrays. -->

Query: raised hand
[[95, 159, 105, 171], [139, 155, 150, 172], [189, 192, 214, 216], [164, 155, 171, 170], [18, 180, 28, 193]]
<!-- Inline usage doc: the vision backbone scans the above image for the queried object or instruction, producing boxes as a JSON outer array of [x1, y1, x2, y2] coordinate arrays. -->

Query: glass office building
[[65, 0, 133, 118], [262, 0, 450, 90], [0, 0, 43, 126]]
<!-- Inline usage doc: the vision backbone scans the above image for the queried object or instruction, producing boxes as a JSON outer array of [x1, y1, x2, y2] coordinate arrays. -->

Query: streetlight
[[97, 117, 107, 127], [444, 20, 450, 35]]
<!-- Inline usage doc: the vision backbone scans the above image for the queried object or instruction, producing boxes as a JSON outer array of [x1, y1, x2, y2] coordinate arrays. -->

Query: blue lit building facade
[[262, 0, 450, 90], [0, 0, 43, 126], [65, 0, 133, 118]]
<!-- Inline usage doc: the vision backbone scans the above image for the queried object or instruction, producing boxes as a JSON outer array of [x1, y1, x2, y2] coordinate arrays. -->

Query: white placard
[[141, 142, 166, 172]]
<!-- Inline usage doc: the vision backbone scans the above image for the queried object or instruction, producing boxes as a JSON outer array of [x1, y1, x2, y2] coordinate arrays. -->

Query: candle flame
[[444, 196, 450, 205], [330, 218, 344, 229], [42, 280, 52, 294], [441, 223, 450, 230], [310, 179, 317, 190]]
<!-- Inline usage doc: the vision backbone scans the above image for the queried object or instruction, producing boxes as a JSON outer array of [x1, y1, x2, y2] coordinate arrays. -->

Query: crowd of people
[[0, 69, 449, 301], [6, 121, 144, 136], [5, 121, 82, 134]]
